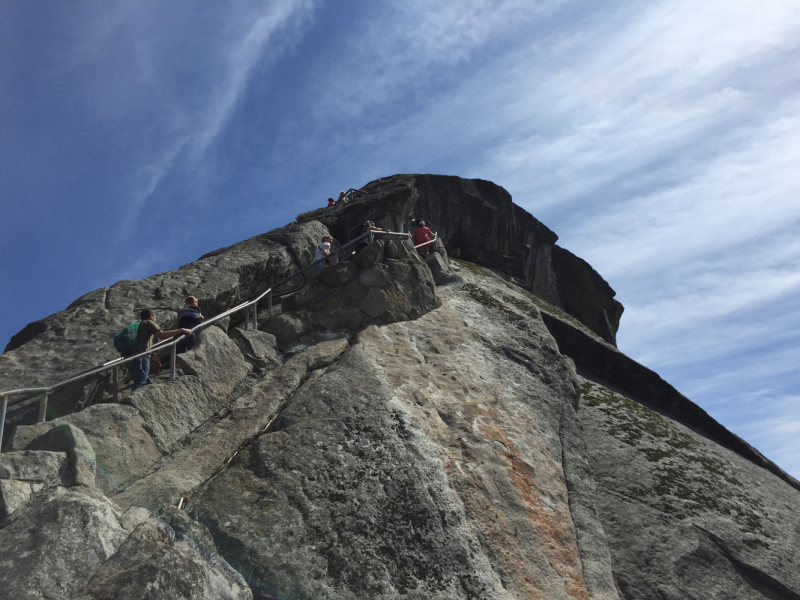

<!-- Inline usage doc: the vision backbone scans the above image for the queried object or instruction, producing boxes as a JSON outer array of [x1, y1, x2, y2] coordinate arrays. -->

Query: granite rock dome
[[1, 174, 798, 600]]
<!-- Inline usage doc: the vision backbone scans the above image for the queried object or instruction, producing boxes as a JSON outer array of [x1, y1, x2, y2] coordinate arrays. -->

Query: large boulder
[[317, 260, 359, 288], [26, 423, 97, 487], [262, 313, 310, 346], [0, 479, 35, 517], [174, 324, 251, 397], [0, 486, 129, 600], [0, 450, 70, 517], [263, 237, 439, 345], [126, 376, 223, 453], [54, 404, 162, 494], [229, 328, 281, 370], [425, 251, 451, 284], [0, 449, 69, 483], [8, 404, 162, 495], [75, 517, 252, 600]]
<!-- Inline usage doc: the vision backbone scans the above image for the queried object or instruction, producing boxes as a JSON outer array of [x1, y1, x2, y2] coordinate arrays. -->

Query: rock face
[[1, 174, 798, 599], [75, 515, 252, 600], [313, 174, 624, 345], [266, 237, 439, 346], [188, 276, 598, 599], [0, 487, 130, 599], [579, 379, 800, 599], [0, 220, 329, 425]]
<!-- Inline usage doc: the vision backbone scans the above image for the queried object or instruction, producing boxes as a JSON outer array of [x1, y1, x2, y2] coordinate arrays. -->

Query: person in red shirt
[[413, 220, 434, 257], [326, 197, 336, 208]]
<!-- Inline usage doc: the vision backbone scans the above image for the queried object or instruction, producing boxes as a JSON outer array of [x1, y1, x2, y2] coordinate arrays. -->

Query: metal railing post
[[369, 229, 374, 244], [268, 291, 273, 317], [252, 301, 258, 330], [170, 344, 177, 381], [112, 366, 119, 402], [244, 306, 250, 330], [38, 391, 48, 422], [0, 396, 7, 453]]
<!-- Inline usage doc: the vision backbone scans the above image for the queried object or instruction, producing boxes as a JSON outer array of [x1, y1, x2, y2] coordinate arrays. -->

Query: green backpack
[[113, 322, 140, 353]]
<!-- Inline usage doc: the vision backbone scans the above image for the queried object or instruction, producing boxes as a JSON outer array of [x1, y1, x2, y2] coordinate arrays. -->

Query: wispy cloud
[[55, 1, 317, 222], [297, 0, 562, 124], [722, 391, 800, 479], [190, 1, 316, 160]]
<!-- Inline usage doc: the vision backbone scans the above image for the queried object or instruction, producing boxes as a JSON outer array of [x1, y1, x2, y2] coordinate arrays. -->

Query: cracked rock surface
[[188, 269, 607, 600], [1, 174, 798, 600]]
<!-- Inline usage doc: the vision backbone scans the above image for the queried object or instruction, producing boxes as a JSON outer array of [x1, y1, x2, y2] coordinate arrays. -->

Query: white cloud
[[723, 392, 800, 479], [54, 1, 317, 220], [303, 0, 562, 122], [562, 113, 800, 277], [190, 0, 316, 159]]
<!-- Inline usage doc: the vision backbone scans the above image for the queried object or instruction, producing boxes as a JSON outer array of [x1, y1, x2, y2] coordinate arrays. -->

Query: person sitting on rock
[[314, 235, 333, 272], [127, 309, 192, 391], [326, 197, 336, 208], [336, 191, 347, 204], [413, 220, 434, 257], [175, 296, 204, 354]]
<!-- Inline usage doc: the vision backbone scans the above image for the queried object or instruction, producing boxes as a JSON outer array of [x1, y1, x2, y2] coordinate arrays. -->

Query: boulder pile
[[265, 236, 440, 345]]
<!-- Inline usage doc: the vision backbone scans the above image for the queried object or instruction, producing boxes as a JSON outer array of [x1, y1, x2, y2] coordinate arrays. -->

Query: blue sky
[[1, 1, 798, 478]]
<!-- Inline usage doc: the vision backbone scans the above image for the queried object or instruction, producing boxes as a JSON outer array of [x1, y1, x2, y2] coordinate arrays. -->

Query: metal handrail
[[0, 228, 422, 445], [413, 233, 437, 249], [343, 188, 368, 200]]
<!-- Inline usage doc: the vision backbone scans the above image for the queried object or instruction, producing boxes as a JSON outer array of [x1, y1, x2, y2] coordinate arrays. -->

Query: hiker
[[327, 197, 336, 208], [127, 309, 192, 391], [314, 235, 333, 272], [413, 220, 434, 257], [408, 218, 418, 236], [351, 220, 382, 253], [336, 191, 347, 205], [176, 296, 204, 354]]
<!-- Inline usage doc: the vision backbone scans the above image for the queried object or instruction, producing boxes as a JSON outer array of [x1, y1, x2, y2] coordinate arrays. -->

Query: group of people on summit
[[313, 217, 435, 274], [326, 191, 348, 208], [121, 216, 436, 394]]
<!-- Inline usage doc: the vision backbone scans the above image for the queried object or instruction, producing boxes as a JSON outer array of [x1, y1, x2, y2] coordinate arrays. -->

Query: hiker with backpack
[[114, 309, 192, 391], [176, 296, 204, 354]]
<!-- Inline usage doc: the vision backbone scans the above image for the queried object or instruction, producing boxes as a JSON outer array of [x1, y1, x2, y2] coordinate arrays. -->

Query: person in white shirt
[[314, 235, 333, 272]]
